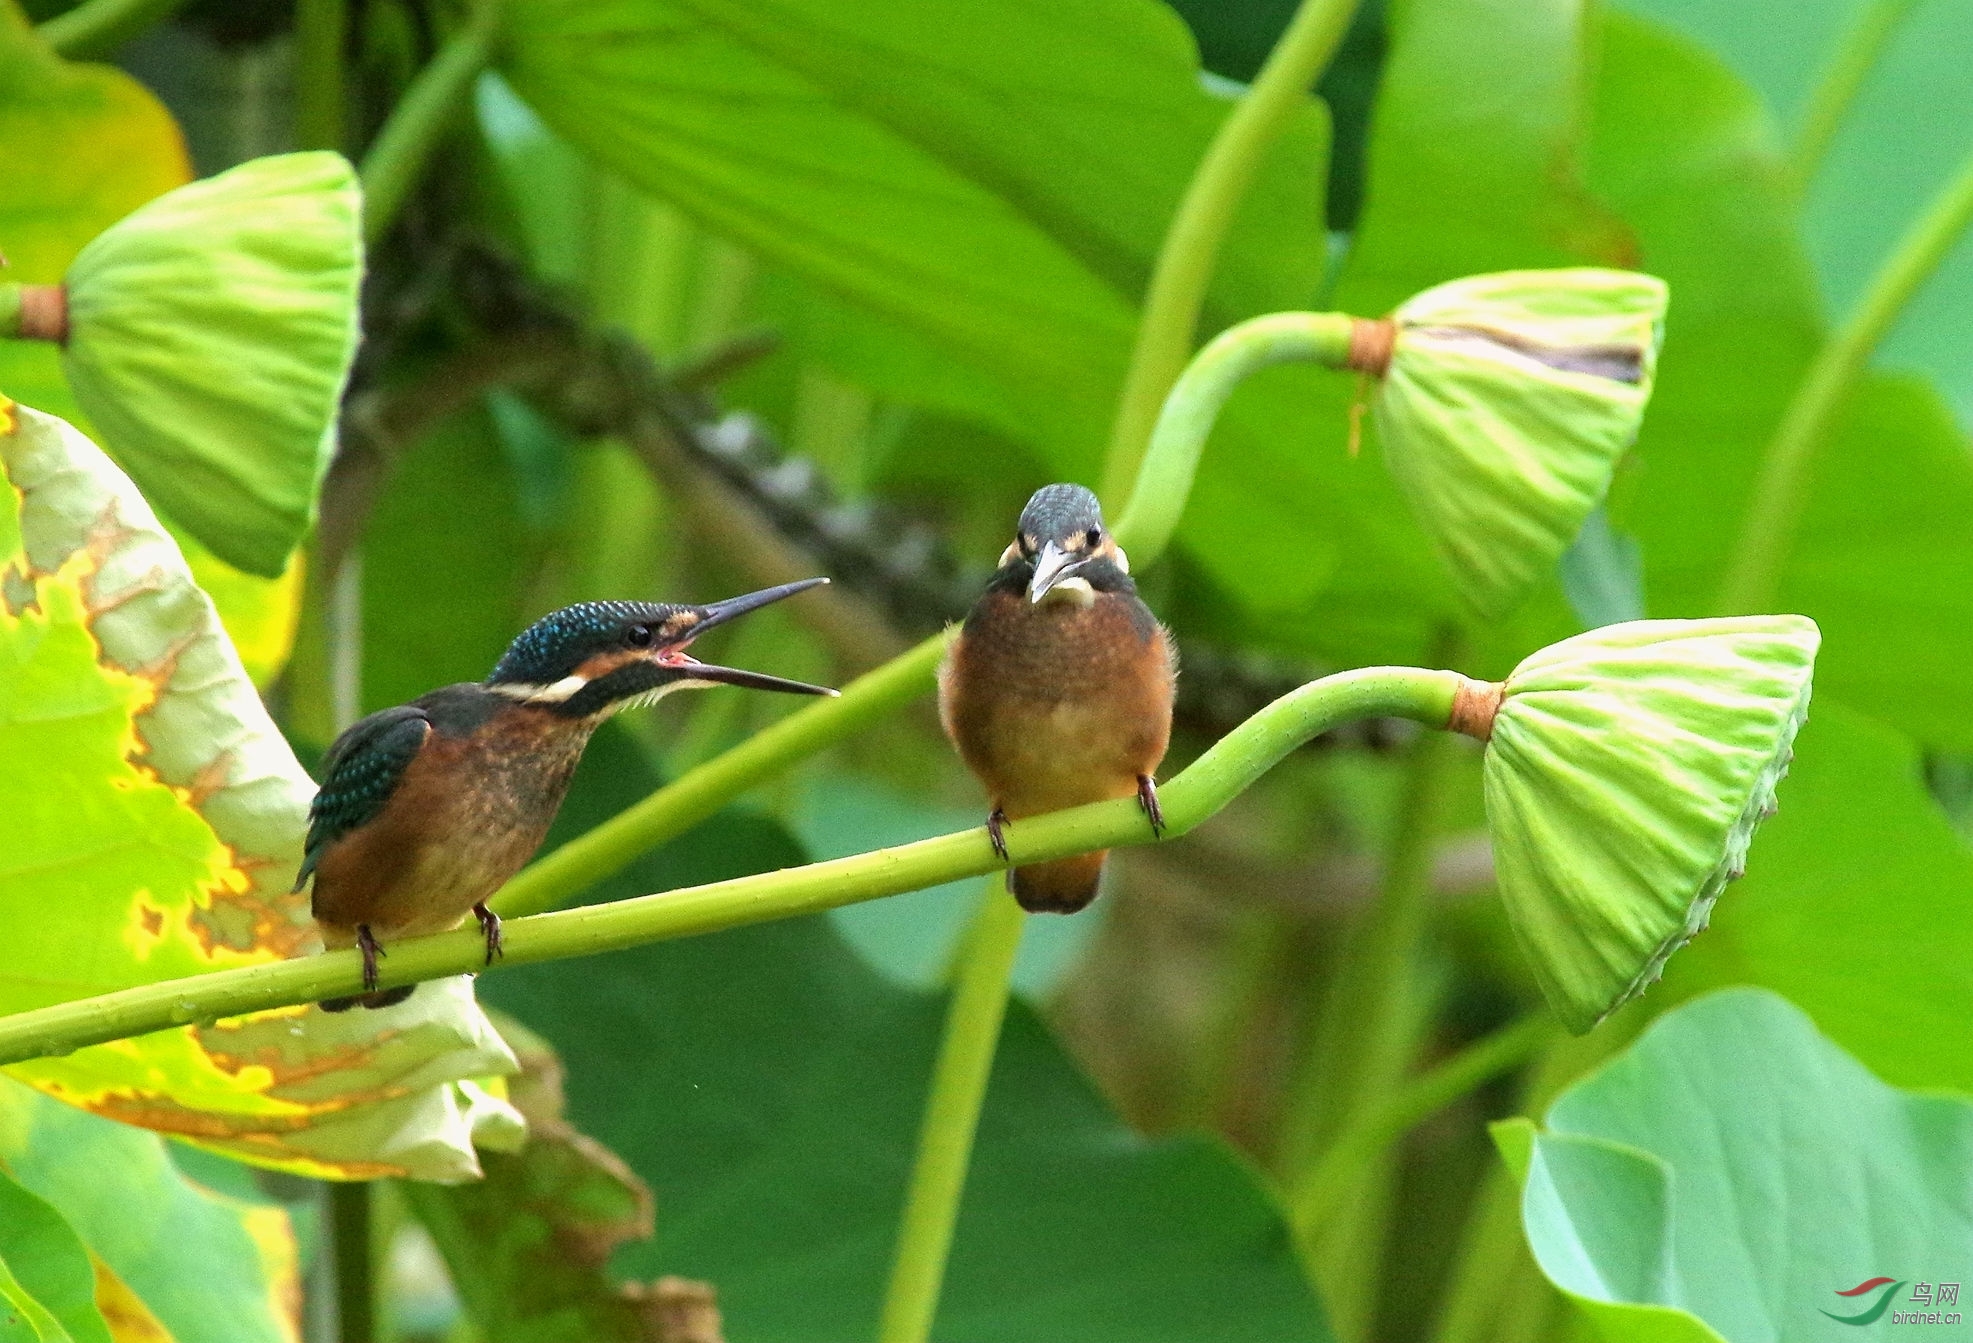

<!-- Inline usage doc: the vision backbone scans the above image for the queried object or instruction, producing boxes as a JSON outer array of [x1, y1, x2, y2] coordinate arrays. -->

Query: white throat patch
[[1037, 576, 1097, 608], [489, 674, 589, 705]]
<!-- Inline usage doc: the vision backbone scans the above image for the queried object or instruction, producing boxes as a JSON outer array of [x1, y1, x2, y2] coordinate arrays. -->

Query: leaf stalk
[[878, 880, 1026, 1343], [1112, 310, 1357, 561], [1098, 0, 1361, 506], [357, 0, 499, 245], [36, 0, 187, 58], [1719, 144, 1973, 613]]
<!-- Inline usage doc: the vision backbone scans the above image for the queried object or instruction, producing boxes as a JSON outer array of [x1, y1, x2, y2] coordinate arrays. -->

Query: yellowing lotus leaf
[[0, 1075, 296, 1343], [0, 396, 520, 1181]]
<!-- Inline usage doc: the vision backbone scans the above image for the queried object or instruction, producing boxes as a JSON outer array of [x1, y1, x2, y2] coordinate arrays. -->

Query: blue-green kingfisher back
[[938, 484, 1176, 912], [296, 579, 836, 1009]]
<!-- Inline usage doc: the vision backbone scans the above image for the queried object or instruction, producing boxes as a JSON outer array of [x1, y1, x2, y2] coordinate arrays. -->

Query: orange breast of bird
[[311, 714, 588, 945], [939, 586, 1175, 909]]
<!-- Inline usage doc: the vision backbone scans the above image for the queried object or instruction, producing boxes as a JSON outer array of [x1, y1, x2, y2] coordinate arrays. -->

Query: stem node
[[1449, 677, 1504, 742], [1345, 316, 1396, 376]]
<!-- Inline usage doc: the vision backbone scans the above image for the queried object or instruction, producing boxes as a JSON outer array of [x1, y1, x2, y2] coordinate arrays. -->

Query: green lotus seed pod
[[61, 152, 362, 578], [1366, 268, 1667, 619], [1480, 615, 1819, 1032]]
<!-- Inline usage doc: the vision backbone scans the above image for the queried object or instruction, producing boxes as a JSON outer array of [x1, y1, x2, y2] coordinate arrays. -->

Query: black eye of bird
[[1085, 528, 1101, 547], [626, 624, 653, 648]]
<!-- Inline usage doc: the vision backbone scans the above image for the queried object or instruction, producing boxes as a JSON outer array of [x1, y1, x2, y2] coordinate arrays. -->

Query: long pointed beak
[[688, 577, 832, 635], [662, 577, 838, 697], [1027, 541, 1084, 604]]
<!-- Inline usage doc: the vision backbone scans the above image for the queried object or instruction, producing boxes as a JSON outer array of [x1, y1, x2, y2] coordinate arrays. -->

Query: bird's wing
[[293, 705, 433, 892]]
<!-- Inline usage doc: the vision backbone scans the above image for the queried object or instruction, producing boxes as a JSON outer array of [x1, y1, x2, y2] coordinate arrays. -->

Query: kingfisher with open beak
[[939, 484, 1176, 912], [296, 579, 836, 1010]]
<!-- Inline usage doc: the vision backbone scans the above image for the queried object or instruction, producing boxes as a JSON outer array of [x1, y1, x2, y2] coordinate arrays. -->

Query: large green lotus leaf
[[479, 725, 1334, 1343], [493, 0, 1379, 621], [0, 1077, 296, 1343], [1656, 699, 1973, 1094], [62, 151, 362, 580], [1501, 988, 1973, 1342], [482, 49, 1381, 627], [497, 0, 1325, 383], [0, 397, 520, 1181], [0, 1162, 110, 1343], [1584, 11, 1973, 750], [0, 16, 304, 687], [1615, 0, 1973, 436], [1332, 0, 1637, 302]]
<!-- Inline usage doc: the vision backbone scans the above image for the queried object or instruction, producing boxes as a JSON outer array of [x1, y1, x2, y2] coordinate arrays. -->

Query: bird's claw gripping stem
[[356, 924, 385, 991], [986, 808, 1010, 862], [474, 902, 504, 965], [1137, 775, 1165, 838]]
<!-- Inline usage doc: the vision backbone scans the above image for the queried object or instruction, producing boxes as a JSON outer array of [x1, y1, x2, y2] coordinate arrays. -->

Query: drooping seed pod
[[1474, 615, 1819, 1032], [1356, 268, 1668, 619], [57, 152, 363, 578]]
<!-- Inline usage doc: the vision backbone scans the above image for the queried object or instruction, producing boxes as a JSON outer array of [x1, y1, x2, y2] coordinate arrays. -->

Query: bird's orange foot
[[1137, 774, 1165, 838], [474, 902, 504, 965], [356, 923, 386, 991], [987, 808, 1010, 862]]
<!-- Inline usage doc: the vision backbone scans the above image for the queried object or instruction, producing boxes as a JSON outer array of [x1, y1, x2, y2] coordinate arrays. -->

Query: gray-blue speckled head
[[1017, 483, 1105, 545], [1004, 483, 1130, 605], [487, 579, 838, 717]]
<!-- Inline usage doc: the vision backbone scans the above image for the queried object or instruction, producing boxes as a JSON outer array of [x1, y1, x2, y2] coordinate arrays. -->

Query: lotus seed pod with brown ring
[[1481, 615, 1819, 1032]]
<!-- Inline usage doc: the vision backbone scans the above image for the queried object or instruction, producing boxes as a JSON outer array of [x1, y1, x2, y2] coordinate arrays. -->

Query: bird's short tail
[[1009, 850, 1107, 913]]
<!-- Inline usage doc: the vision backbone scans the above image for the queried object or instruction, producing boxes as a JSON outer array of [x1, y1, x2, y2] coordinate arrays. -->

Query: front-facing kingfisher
[[939, 484, 1176, 912], [296, 579, 836, 1010]]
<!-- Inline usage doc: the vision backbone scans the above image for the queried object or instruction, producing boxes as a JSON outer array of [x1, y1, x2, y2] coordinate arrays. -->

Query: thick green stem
[[0, 666, 1460, 1065], [36, 0, 186, 58], [1431, 1168, 1552, 1343], [294, 0, 349, 153], [1785, 0, 1918, 202], [1278, 719, 1453, 1176], [1292, 1013, 1552, 1227], [1719, 145, 1973, 613], [329, 1182, 376, 1343], [357, 3, 498, 245], [1112, 311, 1356, 561], [1098, 0, 1361, 506], [878, 881, 1026, 1343]]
